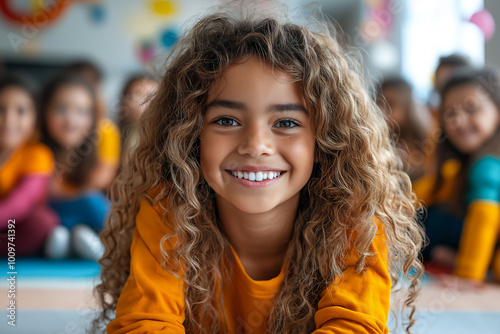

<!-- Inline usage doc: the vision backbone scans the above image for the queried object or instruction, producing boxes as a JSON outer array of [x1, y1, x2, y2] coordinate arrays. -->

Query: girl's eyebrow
[[205, 99, 309, 115]]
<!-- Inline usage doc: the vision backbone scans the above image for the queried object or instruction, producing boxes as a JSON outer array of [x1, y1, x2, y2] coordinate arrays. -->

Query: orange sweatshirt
[[0, 142, 53, 198], [107, 197, 391, 333]]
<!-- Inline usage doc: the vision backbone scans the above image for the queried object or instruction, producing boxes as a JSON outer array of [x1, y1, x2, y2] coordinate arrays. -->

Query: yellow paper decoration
[[151, 0, 176, 16]]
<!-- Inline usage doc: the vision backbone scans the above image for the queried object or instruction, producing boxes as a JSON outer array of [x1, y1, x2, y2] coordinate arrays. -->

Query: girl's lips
[[225, 169, 286, 188]]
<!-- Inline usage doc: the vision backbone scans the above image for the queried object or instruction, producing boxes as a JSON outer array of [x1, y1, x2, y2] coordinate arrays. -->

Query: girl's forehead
[[207, 57, 302, 99], [443, 84, 479, 102], [0, 86, 31, 98]]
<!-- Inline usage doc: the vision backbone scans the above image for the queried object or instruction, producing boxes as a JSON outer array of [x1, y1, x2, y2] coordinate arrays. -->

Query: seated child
[[40, 74, 110, 261], [377, 76, 433, 182], [422, 67, 500, 282], [117, 74, 158, 164], [63, 60, 121, 191], [0, 74, 59, 257]]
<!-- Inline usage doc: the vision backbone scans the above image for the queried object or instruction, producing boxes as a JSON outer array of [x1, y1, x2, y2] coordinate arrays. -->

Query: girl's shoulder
[[134, 184, 178, 260], [467, 155, 500, 204], [141, 182, 175, 228], [17, 142, 54, 175], [469, 155, 500, 183]]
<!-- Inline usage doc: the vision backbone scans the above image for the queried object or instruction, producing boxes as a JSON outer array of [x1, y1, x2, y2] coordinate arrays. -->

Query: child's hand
[[437, 274, 486, 292]]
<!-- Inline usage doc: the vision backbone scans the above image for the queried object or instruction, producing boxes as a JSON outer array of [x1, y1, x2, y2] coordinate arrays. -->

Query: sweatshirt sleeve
[[313, 221, 391, 334], [0, 174, 50, 227], [455, 156, 500, 281], [106, 197, 186, 333]]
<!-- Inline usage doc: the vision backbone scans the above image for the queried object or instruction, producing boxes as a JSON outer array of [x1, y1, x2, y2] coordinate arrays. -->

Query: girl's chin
[[223, 199, 279, 214]]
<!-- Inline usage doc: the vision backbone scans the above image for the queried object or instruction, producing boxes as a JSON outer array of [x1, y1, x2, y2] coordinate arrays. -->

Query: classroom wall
[[485, 0, 500, 69], [0, 0, 219, 120]]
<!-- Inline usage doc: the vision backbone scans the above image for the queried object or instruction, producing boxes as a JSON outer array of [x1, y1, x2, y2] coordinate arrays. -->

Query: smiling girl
[[94, 11, 424, 334], [40, 74, 109, 260], [0, 74, 58, 257], [422, 67, 500, 282]]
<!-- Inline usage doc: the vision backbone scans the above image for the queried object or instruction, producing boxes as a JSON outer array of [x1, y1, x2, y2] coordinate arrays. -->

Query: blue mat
[[6, 257, 101, 278]]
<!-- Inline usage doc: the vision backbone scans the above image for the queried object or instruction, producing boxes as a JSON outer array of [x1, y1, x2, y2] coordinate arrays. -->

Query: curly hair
[[92, 8, 424, 334]]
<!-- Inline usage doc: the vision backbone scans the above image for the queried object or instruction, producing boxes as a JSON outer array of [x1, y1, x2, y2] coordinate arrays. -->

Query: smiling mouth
[[225, 169, 286, 182]]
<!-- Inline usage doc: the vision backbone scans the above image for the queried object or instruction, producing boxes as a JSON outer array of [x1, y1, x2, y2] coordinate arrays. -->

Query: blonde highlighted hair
[[93, 7, 424, 334]]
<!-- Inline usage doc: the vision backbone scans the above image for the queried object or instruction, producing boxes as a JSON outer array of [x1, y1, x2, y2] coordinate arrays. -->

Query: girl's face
[[46, 84, 94, 148], [442, 84, 500, 154], [200, 57, 316, 214], [0, 87, 36, 151], [122, 79, 158, 121]]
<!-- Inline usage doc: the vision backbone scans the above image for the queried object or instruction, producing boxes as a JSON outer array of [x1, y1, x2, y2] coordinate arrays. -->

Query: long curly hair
[[92, 8, 424, 334]]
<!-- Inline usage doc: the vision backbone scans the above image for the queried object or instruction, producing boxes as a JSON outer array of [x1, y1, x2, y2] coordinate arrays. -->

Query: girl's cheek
[[47, 114, 64, 142], [81, 113, 93, 136], [22, 110, 36, 136]]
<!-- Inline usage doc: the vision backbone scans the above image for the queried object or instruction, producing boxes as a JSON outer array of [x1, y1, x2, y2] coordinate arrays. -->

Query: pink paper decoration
[[469, 9, 496, 41]]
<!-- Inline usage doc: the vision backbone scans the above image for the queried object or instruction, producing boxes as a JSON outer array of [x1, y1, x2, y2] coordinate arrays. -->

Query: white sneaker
[[44, 225, 71, 259], [71, 224, 105, 261]]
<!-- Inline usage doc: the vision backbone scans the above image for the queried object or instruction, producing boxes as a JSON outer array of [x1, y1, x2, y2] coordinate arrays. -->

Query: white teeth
[[230, 170, 283, 182]]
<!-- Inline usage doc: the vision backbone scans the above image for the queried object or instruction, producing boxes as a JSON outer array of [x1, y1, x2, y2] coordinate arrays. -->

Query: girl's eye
[[78, 108, 91, 117], [443, 109, 457, 122], [213, 116, 239, 127], [274, 119, 300, 129], [464, 104, 478, 114]]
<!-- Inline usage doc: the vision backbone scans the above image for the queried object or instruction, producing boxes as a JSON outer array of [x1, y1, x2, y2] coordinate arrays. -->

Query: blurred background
[[1, 0, 500, 333], [0, 0, 497, 110]]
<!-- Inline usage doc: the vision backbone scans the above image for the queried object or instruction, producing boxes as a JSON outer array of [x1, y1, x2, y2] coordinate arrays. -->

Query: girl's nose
[[454, 110, 468, 127], [237, 124, 274, 158]]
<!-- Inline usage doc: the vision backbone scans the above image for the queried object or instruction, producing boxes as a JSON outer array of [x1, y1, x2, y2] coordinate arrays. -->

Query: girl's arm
[[454, 156, 500, 281], [106, 197, 186, 334], [313, 221, 391, 334], [0, 174, 50, 228]]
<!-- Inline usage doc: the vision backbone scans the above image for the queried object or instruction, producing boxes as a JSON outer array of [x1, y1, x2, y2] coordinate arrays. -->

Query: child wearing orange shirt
[[0, 74, 59, 257], [93, 9, 424, 334]]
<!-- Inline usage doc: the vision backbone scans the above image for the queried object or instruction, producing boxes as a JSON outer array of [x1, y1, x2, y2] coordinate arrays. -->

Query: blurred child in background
[[118, 74, 158, 164], [41, 74, 109, 261], [0, 74, 59, 257], [423, 67, 500, 283], [377, 77, 433, 182], [63, 60, 120, 192], [428, 54, 471, 115]]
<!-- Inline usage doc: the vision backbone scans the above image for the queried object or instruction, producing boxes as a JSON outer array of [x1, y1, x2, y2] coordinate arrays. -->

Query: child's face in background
[[377, 87, 407, 129], [46, 85, 94, 148], [200, 57, 316, 215], [122, 79, 158, 121], [0, 87, 36, 151], [442, 84, 500, 154]]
